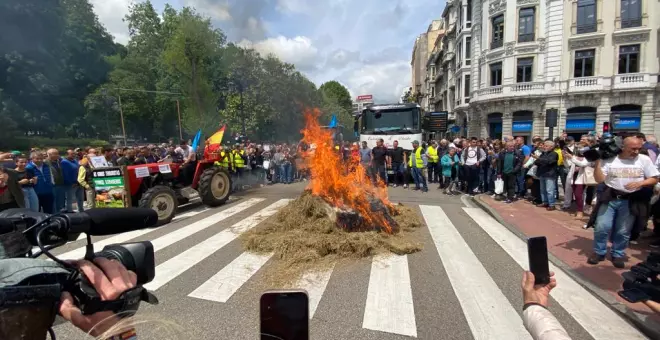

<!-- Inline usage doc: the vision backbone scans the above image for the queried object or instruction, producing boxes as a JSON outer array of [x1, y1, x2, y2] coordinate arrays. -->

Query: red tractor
[[125, 152, 231, 225]]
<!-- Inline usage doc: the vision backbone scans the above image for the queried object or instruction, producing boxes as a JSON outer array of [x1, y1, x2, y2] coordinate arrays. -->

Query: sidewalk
[[474, 194, 660, 337]]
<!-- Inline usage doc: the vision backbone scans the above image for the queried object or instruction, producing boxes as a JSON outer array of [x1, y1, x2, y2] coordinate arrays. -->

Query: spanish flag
[[207, 125, 226, 145]]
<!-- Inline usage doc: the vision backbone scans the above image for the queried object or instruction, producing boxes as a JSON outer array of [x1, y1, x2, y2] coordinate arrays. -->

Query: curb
[[471, 195, 660, 340]]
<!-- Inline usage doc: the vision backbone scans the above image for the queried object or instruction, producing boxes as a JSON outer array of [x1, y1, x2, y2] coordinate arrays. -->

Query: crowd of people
[[396, 131, 660, 270]]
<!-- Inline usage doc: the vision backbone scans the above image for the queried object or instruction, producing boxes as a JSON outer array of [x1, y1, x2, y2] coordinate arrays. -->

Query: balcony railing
[[614, 73, 650, 89], [470, 75, 658, 103], [490, 39, 503, 50]]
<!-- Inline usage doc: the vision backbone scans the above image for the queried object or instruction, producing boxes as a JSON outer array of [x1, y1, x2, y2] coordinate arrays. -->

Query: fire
[[301, 108, 398, 234]]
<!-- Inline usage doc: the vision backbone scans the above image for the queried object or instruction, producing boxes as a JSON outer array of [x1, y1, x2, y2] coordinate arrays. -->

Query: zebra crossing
[[49, 196, 648, 340]]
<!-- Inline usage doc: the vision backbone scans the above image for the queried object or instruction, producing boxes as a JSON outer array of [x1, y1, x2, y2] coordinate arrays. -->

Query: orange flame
[[301, 108, 397, 234]]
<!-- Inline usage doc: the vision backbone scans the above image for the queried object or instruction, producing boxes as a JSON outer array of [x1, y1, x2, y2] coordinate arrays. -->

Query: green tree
[[318, 81, 354, 137]]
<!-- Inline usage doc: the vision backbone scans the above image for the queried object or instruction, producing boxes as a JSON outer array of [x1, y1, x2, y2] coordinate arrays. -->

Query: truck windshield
[[361, 108, 420, 134]]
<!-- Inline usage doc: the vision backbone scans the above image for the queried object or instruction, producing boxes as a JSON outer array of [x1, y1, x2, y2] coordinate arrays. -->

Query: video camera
[[619, 252, 660, 303], [582, 134, 621, 162], [0, 208, 160, 340]]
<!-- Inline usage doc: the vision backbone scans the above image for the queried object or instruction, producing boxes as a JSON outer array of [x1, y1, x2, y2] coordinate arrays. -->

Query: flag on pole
[[207, 125, 226, 145], [329, 114, 337, 128], [191, 129, 202, 152]]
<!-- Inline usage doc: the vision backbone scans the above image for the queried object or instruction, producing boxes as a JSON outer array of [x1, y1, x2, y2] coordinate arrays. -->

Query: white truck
[[354, 103, 423, 151]]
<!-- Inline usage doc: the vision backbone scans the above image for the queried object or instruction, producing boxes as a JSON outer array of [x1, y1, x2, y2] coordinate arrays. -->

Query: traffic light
[[603, 121, 610, 133]]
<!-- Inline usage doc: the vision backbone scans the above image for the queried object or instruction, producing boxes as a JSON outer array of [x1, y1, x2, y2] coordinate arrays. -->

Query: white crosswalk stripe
[[362, 254, 417, 337], [464, 207, 647, 340], [56, 198, 263, 260], [188, 251, 273, 303], [421, 205, 531, 340], [48, 199, 649, 339], [145, 199, 290, 291]]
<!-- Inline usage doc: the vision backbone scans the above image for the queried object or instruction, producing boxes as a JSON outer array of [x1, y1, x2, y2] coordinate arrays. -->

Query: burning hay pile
[[240, 108, 423, 285]]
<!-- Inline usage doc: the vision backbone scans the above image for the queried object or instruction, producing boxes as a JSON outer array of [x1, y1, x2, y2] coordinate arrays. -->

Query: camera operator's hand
[[522, 271, 557, 308], [59, 258, 138, 337]]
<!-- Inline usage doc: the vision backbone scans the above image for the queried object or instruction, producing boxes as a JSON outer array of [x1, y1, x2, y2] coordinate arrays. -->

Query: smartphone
[[260, 290, 309, 340], [618, 288, 651, 303], [527, 236, 550, 285]]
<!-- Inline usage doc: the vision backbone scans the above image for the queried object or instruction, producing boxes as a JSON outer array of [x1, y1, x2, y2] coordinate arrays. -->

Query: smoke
[[185, 0, 268, 42]]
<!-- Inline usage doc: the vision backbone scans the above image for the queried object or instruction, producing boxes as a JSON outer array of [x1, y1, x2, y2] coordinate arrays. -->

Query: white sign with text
[[359, 133, 422, 151]]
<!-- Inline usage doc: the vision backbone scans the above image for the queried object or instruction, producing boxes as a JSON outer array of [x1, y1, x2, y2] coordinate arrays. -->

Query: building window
[[621, 0, 642, 28], [518, 8, 535, 42], [467, 0, 472, 26], [465, 36, 471, 61], [490, 62, 502, 86], [464, 75, 471, 97], [516, 58, 534, 83], [491, 15, 504, 49], [618, 45, 640, 74], [457, 42, 462, 67], [576, 0, 597, 34], [574, 49, 595, 77]]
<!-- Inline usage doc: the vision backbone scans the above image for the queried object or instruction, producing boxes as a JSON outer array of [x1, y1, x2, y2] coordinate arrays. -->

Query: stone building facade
[[424, 0, 659, 140]]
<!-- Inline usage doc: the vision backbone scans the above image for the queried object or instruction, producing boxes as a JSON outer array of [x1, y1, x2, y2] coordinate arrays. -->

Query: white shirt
[[175, 145, 191, 159], [600, 154, 659, 193], [464, 147, 480, 166]]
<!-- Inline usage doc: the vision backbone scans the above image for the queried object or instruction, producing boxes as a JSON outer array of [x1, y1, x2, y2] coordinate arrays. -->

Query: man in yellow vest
[[232, 144, 247, 177], [426, 140, 440, 184], [408, 140, 428, 192], [213, 145, 233, 172]]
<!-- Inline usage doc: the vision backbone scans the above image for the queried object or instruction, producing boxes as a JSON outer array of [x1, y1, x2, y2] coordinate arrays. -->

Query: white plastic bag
[[494, 178, 504, 195]]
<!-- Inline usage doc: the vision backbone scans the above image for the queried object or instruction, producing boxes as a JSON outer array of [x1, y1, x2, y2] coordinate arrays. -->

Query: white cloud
[[90, 0, 131, 44], [239, 36, 319, 70], [338, 60, 411, 103], [276, 0, 312, 14], [185, 0, 232, 21]]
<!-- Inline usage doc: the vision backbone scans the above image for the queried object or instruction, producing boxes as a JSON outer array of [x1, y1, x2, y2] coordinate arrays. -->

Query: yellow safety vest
[[214, 151, 231, 169], [427, 145, 439, 163], [408, 147, 424, 168], [233, 150, 245, 168]]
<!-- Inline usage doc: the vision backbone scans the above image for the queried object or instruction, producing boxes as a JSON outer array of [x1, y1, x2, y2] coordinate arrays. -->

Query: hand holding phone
[[527, 236, 550, 285], [260, 290, 309, 340]]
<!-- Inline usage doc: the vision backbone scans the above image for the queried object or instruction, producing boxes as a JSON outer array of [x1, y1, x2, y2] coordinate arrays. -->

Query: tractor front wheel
[[138, 185, 178, 226], [198, 167, 232, 207]]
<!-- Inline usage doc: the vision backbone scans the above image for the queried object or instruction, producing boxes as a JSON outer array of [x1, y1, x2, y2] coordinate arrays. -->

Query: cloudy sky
[[91, 0, 444, 103]]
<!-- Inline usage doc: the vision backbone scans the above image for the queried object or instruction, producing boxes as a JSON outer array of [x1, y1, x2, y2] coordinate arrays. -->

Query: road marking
[[296, 264, 335, 319], [58, 198, 263, 260], [172, 207, 210, 222], [144, 199, 290, 290], [188, 252, 273, 303], [464, 207, 648, 340], [421, 205, 531, 340], [362, 254, 417, 337]]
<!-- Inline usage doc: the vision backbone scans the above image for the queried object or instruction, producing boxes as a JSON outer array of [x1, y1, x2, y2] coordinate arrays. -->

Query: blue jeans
[[391, 163, 405, 186], [594, 199, 635, 258], [280, 163, 292, 184], [539, 176, 556, 206], [517, 169, 527, 196], [22, 187, 39, 212], [53, 185, 67, 212], [411, 167, 427, 191]]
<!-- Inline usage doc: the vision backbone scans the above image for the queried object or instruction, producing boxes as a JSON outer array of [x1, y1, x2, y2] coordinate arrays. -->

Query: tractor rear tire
[[199, 167, 232, 207], [139, 185, 178, 226]]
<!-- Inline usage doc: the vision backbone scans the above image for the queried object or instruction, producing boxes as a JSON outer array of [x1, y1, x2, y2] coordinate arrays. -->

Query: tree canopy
[[0, 0, 354, 149]]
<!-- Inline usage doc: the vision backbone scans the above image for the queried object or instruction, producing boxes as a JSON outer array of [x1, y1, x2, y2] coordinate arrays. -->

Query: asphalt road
[[50, 182, 648, 340]]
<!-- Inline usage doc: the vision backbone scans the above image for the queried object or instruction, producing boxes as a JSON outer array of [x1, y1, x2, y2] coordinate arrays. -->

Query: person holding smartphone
[[521, 271, 571, 340]]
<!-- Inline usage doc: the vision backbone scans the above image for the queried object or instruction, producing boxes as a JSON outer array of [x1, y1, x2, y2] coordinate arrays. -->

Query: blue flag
[[191, 129, 202, 151], [329, 114, 337, 128]]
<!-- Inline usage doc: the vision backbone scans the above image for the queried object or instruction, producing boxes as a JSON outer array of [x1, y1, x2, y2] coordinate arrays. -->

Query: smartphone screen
[[260, 290, 309, 340], [527, 236, 550, 285], [618, 288, 650, 303]]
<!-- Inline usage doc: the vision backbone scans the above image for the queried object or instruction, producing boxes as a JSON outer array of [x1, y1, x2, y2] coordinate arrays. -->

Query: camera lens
[[95, 241, 155, 285]]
